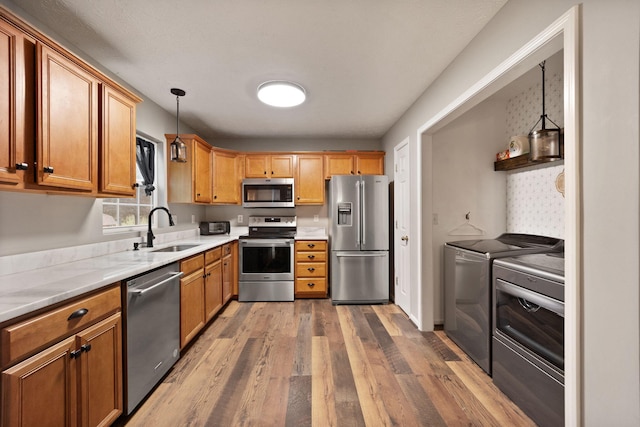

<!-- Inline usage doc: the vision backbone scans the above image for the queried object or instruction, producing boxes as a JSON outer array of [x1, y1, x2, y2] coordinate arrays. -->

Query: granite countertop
[[0, 234, 239, 325]]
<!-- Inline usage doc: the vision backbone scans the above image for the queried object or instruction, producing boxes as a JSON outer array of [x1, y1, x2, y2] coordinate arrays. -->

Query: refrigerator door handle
[[360, 180, 366, 246], [335, 252, 388, 257], [355, 180, 361, 247]]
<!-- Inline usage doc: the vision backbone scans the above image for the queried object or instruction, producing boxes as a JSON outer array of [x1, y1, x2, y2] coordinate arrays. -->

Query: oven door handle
[[496, 279, 564, 317], [240, 239, 293, 247]]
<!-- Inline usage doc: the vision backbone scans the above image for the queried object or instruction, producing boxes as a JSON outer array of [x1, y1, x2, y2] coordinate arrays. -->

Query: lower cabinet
[[1, 293, 122, 427], [295, 240, 328, 298], [179, 254, 206, 349], [222, 243, 233, 304], [204, 247, 223, 323]]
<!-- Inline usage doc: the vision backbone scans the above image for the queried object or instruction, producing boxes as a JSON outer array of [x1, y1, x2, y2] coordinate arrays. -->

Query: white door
[[394, 139, 410, 315]]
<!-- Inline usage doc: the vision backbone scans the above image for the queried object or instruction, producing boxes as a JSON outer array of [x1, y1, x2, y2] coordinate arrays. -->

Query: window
[[102, 138, 157, 229]]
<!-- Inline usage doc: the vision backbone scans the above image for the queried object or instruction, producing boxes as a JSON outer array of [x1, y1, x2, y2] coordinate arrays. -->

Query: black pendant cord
[[528, 61, 560, 135], [176, 94, 180, 138]]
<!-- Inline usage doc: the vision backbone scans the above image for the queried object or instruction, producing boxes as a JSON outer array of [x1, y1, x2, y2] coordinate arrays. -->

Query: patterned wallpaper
[[505, 66, 565, 239]]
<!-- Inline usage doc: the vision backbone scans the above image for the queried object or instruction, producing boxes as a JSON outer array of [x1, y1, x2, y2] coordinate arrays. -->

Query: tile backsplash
[[504, 64, 564, 239]]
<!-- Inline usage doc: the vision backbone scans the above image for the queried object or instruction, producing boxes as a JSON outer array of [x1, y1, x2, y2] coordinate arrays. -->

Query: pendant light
[[169, 88, 187, 162], [528, 61, 562, 162]]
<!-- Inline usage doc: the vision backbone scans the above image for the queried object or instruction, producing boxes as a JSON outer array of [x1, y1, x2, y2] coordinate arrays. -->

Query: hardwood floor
[[117, 300, 535, 427]]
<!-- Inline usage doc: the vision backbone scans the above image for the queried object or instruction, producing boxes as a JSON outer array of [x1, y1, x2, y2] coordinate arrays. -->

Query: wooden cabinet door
[[76, 313, 122, 427], [0, 19, 27, 187], [295, 154, 324, 205], [231, 241, 239, 297], [204, 259, 222, 322], [193, 141, 212, 203], [269, 154, 294, 178], [99, 84, 136, 197], [2, 336, 77, 427], [356, 152, 384, 175], [222, 245, 232, 304], [244, 154, 269, 178], [37, 43, 97, 191], [180, 269, 205, 349], [213, 150, 239, 204], [324, 154, 354, 178]]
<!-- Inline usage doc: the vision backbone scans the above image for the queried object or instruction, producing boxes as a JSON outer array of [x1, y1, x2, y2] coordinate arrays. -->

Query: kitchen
[[0, 1, 638, 426]]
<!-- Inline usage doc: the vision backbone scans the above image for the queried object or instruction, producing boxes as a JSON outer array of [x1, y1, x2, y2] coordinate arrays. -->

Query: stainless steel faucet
[[147, 207, 175, 247]]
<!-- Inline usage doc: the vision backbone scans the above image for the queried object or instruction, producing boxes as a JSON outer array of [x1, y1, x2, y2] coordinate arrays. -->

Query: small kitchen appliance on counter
[[329, 175, 389, 304], [492, 251, 565, 426], [443, 234, 562, 375], [238, 215, 296, 302], [199, 221, 230, 235]]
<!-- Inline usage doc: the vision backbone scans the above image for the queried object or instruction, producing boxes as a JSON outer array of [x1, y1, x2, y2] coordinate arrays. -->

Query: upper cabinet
[[324, 152, 384, 178], [0, 8, 141, 196], [295, 154, 324, 205], [166, 134, 214, 204], [212, 148, 241, 204], [37, 43, 98, 191], [99, 84, 138, 197], [245, 153, 294, 178]]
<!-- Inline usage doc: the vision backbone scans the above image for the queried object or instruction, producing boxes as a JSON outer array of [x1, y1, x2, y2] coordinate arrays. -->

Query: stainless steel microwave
[[242, 178, 295, 208]]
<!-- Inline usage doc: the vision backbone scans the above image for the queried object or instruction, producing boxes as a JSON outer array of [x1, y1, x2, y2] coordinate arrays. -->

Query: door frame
[[415, 6, 581, 425]]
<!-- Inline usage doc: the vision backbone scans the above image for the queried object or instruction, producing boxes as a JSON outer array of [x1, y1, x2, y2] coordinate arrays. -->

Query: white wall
[[431, 100, 507, 323], [382, 0, 640, 424]]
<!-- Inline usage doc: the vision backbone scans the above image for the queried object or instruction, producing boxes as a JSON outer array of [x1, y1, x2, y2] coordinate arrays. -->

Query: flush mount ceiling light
[[257, 81, 306, 107], [169, 88, 187, 162]]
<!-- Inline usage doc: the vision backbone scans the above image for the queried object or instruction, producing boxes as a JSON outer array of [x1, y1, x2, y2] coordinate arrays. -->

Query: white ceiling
[[12, 0, 507, 139]]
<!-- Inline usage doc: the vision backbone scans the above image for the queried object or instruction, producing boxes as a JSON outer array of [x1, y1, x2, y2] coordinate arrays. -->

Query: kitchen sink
[[151, 244, 200, 253]]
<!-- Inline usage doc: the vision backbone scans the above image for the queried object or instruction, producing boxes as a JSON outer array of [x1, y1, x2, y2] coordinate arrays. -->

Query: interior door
[[394, 140, 411, 316]]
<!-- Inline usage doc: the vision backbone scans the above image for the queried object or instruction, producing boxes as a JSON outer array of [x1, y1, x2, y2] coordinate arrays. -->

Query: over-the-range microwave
[[242, 178, 295, 208]]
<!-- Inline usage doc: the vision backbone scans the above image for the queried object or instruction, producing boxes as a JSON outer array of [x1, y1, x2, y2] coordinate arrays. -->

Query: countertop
[[0, 227, 329, 325], [0, 234, 238, 325]]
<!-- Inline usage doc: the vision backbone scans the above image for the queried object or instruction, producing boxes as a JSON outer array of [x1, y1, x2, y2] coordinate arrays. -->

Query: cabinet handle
[[70, 349, 82, 359], [214, 195, 217, 199], [67, 308, 89, 320], [271, 171, 274, 175], [307, 267, 315, 272], [307, 244, 315, 248], [358, 170, 361, 174], [81, 344, 92, 353], [43, 166, 54, 174], [297, 196, 300, 200], [15, 163, 28, 170], [264, 171, 267, 175], [307, 255, 315, 259], [132, 183, 140, 189], [307, 283, 315, 288]]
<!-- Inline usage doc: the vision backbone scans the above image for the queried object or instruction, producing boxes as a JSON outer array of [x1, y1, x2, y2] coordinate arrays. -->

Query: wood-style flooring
[[117, 300, 535, 427]]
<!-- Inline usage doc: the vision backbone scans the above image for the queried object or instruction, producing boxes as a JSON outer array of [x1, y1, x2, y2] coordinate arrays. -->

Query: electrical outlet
[[313, 215, 319, 222], [191, 214, 195, 224], [237, 214, 243, 224], [433, 213, 439, 225]]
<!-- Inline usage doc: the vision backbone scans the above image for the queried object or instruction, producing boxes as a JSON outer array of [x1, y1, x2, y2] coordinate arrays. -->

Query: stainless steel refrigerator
[[330, 174, 389, 304]]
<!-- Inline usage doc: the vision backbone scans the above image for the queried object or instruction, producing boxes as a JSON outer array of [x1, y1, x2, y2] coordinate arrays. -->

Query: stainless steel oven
[[492, 253, 564, 427], [238, 216, 296, 302]]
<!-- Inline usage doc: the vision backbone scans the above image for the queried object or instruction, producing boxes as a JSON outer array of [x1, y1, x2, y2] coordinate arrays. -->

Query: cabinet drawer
[[296, 262, 326, 278], [205, 247, 222, 265], [1, 285, 121, 367], [296, 251, 327, 262], [295, 240, 327, 252], [295, 278, 327, 294], [181, 253, 204, 275], [222, 243, 232, 257]]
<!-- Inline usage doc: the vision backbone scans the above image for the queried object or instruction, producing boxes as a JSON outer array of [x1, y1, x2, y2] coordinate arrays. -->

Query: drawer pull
[[70, 349, 82, 359], [307, 255, 315, 259], [43, 166, 54, 174], [307, 283, 315, 288], [81, 344, 92, 353], [67, 308, 89, 320], [307, 244, 315, 248], [307, 267, 315, 272]]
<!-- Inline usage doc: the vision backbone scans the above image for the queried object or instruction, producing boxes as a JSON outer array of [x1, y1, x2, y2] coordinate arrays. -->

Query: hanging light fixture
[[528, 61, 562, 162], [169, 88, 187, 162], [257, 80, 306, 107]]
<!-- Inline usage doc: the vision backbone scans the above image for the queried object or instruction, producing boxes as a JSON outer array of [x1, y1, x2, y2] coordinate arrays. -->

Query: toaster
[[199, 221, 230, 235]]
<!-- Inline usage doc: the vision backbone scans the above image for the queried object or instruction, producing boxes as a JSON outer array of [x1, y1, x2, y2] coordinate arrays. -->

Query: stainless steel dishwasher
[[124, 262, 182, 414]]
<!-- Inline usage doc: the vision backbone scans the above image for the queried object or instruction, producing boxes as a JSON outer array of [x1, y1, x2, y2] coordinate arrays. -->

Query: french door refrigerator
[[330, 174, 389, 304]]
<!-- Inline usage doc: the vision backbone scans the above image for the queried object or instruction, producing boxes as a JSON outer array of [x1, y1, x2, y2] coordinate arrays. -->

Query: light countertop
[[0, 234, 237, 324]]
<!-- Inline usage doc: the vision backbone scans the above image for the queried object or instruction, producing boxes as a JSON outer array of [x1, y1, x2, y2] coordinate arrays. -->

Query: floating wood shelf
[[494, 154, 564, 171]]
